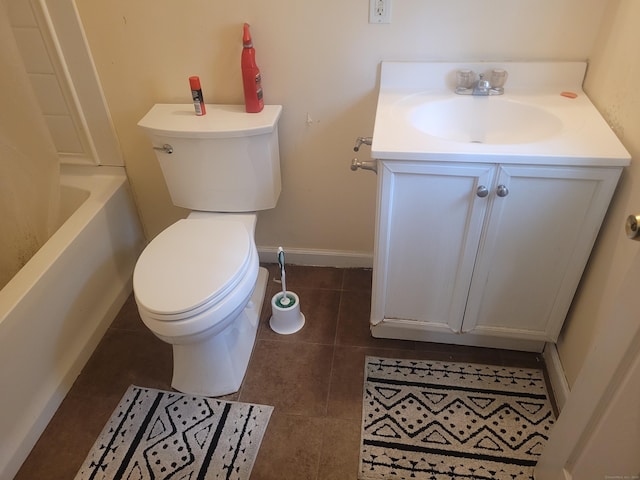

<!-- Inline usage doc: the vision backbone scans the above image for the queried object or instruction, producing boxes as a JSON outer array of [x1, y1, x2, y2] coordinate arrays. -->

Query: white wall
[[73, 0, 608, 260], [558, 0, 640, 386]]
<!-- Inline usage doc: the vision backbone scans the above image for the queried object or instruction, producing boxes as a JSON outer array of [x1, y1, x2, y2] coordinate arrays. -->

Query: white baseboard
[[258, 246, 373, 268], [543, 342, 571, 412]]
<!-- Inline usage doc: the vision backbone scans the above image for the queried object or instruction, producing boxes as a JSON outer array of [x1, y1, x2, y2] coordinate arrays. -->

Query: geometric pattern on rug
[[359, 357, 555, 480], [74, 385, 273, 480]]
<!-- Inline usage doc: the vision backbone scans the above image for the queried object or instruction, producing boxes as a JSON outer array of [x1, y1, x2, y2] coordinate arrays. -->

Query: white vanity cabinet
[[371, 160, 622, 352]]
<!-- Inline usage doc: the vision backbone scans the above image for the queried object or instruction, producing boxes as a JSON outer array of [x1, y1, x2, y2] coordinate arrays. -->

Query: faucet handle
[[456, 69, 475, 89], [490, 69, 508, 89]]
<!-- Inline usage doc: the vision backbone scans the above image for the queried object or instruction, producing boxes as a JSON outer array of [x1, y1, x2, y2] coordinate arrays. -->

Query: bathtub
[[0, 165, 146, 479]]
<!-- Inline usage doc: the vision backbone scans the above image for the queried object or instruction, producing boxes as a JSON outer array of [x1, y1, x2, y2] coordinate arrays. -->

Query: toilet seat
[[133, 218, 252, 320]]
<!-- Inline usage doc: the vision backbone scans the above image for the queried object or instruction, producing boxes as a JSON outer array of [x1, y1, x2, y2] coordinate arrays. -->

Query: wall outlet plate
[[369, 0, 391, 24]]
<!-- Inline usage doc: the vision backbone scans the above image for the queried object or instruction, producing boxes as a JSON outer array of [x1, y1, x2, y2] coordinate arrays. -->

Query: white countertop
[[372, 62, 631, 166]]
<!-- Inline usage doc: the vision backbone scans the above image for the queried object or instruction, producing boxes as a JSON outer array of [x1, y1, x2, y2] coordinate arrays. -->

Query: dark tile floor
[[15, 265, 551, 480]]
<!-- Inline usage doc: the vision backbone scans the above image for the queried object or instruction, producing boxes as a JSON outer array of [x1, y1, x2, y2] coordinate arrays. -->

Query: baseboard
[[257, 246, 373, 268], [543, 342, 571, 412]]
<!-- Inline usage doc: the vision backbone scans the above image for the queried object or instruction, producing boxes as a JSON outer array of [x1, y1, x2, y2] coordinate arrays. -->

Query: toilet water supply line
[[276, 246, 293, 307]]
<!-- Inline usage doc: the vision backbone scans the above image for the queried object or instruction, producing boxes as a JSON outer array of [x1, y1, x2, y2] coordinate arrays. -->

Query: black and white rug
[[75, 385, 273, 480], [359, 357, 555, 480]]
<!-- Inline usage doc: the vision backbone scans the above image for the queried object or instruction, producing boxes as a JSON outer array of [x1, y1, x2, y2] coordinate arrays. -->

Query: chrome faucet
[[455, 69, 507, 96], [473, 74, 491, 95]]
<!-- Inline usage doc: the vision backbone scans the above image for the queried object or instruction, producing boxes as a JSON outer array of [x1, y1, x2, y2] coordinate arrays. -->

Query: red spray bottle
[[241, 23, 264, 113]]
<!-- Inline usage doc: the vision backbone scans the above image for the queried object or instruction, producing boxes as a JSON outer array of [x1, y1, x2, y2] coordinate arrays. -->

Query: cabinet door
[[463, 165, 621, 342], [372, 161, 494, 334]]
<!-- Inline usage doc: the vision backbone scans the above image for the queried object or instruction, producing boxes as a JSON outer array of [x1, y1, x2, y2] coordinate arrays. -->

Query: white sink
[[372, 61, 631, 166], [409, 97, 563, 145]]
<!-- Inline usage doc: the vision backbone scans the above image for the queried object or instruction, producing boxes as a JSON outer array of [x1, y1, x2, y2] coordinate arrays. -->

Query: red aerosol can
[[189, 76, 206, 116]]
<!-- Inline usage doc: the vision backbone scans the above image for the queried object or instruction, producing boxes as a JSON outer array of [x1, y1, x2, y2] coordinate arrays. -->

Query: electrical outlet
[[369, 0, 391, 24]]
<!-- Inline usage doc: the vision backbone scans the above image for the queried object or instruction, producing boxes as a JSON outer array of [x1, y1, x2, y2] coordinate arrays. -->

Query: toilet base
[[170, 267, 268, 397]]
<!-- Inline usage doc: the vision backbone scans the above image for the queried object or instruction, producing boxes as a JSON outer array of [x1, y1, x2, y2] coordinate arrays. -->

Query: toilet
[[134, 103, 282, 397]]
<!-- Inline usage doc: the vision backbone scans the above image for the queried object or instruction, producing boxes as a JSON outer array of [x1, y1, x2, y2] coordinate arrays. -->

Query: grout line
[[317, 299, 341, 480], [312, 415, 328, 480]]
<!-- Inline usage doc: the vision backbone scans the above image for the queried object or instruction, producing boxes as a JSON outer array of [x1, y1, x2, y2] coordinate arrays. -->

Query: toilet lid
[[133, 218, 252, 317]]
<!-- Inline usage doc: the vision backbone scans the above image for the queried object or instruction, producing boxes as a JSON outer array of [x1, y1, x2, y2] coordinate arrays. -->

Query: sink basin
[[409, 97, 563, 145]]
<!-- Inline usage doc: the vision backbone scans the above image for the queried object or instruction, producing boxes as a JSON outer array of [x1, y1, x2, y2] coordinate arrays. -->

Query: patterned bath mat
[[75, 385, 273, 480], [359, 357, 555, 480]]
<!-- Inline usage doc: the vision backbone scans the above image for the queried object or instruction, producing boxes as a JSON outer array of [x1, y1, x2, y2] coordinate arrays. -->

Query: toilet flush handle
[[153, 143, 173, 154]]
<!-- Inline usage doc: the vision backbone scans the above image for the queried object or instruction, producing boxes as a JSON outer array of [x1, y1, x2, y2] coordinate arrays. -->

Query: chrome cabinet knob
[[496, 184, 509, 197], [476, 185, 489, 198]]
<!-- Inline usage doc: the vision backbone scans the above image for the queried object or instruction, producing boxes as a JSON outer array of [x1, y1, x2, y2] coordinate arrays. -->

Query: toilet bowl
[[135, 104, 283, 396], [133, 213, 266, 396]]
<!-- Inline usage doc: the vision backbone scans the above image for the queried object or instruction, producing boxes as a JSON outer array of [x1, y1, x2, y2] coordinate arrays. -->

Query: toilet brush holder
[[270, 291, 305, 334]]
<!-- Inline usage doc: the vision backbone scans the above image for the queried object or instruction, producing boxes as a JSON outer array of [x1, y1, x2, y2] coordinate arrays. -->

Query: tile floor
[[15, 265, 552, 480]]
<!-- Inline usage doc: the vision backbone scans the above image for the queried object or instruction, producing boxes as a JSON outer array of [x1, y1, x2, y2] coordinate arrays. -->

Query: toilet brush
[[270, 246, 305, 334], [276, 246, 292, 307]]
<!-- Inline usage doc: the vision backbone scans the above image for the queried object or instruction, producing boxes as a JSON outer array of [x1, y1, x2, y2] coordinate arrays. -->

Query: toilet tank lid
[[137, 104, 282, 139]]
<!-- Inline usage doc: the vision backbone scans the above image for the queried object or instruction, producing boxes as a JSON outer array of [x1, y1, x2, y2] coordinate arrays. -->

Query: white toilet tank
[[138, 104, 282, 212]]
